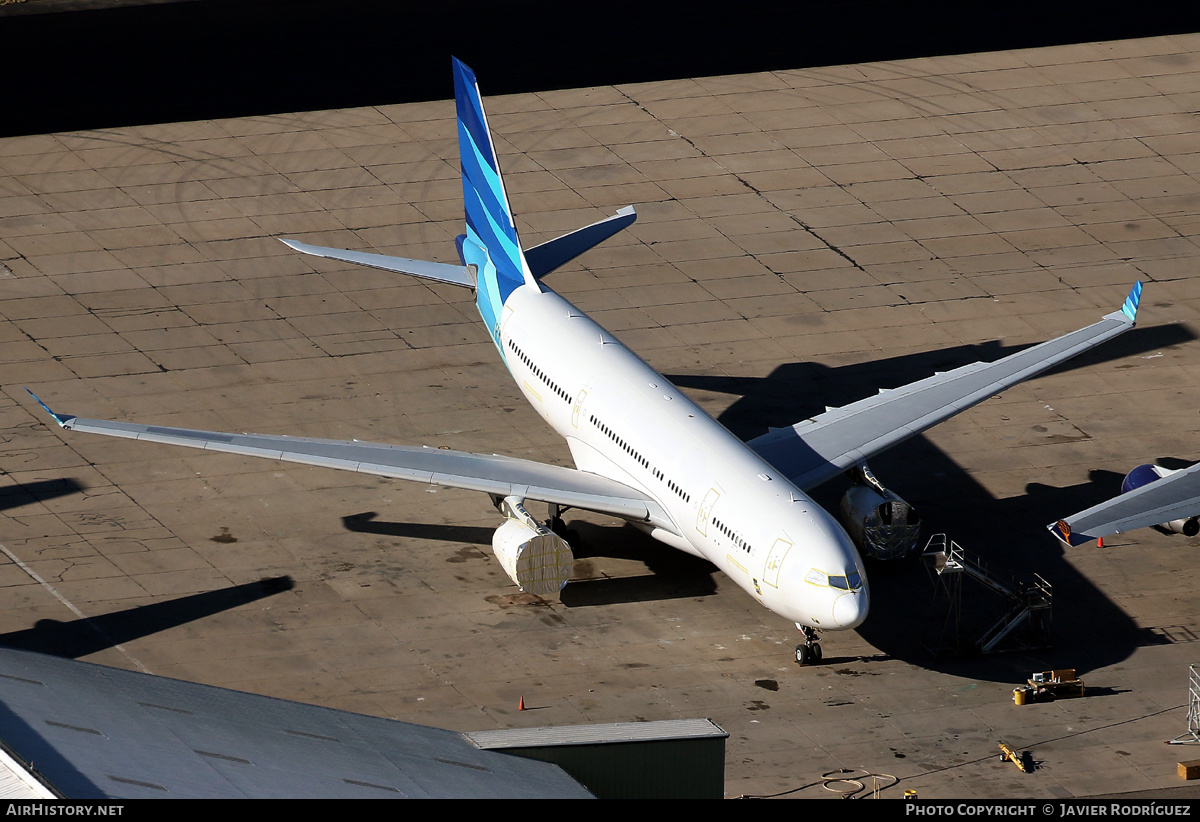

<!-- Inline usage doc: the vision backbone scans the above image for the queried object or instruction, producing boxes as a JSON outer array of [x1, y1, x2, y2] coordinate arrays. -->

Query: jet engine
[[1121, 464, 1200, 537], [838, 464, 922, 560], [491, 496, 575, 595]]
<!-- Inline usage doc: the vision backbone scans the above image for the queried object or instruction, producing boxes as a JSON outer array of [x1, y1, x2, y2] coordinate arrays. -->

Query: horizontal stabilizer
[[280, 238, 475, 288], [524, 206, 637, 279]]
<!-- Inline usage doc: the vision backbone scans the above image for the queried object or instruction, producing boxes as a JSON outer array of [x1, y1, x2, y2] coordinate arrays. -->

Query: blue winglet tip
[[1121, 281, 1143, 322], [25, 388, 72, 428]]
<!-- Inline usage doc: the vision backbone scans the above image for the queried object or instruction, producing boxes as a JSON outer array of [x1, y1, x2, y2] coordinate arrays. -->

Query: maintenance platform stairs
[[922, 533, 1053, 657]]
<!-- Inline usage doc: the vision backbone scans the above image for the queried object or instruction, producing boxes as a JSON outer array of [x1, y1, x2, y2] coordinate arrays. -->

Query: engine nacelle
[[1120, 464, 1199, 537], [1165, 518, 1200, 537], [839, 484, 922, 560], [491, 497, 574, 596]]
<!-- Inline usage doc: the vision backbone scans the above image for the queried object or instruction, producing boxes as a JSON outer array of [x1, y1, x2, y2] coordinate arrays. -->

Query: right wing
[[749, 283, 1143, 491], [1050, 462, 1200, 546], [28, 393, 672, 529]]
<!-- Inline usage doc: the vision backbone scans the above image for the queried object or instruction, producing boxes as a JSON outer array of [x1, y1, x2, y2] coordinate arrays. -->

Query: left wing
[[28, 393, 672, 528], [749, 283, 1143, 490], [1050, 462, 1200, 546]]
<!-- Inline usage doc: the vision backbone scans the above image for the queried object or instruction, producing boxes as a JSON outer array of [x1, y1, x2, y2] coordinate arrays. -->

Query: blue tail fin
[[453, 58, 535, 317]]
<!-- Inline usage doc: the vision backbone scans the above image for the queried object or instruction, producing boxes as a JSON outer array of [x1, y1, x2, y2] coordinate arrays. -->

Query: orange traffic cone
[[518, 696, 526, 711], [1097, 537, 1104, 548]]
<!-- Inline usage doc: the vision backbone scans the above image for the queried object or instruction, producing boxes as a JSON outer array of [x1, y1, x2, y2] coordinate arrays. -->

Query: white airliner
[[30, 59, 1144, 665]]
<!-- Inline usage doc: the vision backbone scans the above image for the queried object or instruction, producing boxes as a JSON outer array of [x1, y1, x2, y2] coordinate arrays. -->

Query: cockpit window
[[806, 568, 863, 590]]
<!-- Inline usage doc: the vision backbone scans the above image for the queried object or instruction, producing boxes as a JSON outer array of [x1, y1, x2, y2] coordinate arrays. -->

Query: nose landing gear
[[794, 626, 822, 666]]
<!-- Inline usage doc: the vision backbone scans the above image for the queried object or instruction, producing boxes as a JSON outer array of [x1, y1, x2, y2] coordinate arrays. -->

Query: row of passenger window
[[507, 333, 694, 507], [588, 412, 690, 504], [508, 339, 571, 404], [713, 517, 750, 552]]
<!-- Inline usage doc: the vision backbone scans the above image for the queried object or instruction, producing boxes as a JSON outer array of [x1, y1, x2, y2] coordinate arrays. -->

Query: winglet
[[25, 389, 75, 429], [1048, 519, 1093, 547], [1121, 281, 1143, 322]]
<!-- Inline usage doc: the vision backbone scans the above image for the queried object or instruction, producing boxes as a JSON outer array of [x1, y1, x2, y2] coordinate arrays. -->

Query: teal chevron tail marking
[[453, 58, 535, 343], [1121, 281, 1143, 322]]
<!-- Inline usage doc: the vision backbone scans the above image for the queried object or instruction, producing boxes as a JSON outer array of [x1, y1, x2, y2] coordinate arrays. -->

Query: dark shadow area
[[342, 511, 494, 546], [559, 519, 720, 607], [341, 511, 720, 607], [844, 437, 1200, 683], [0, 576, 294, 659], [0, 696, 99, 798], [668, 325, 1198, 682], [3, 0, 1200, 137], [0, 478, 86, 512]]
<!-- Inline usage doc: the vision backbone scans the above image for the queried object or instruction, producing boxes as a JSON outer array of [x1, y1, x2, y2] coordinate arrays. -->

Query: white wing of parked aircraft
[[25, 397, 669, 526], [30, 58, 1143, 665], [1050, 462, 1200, 546], [747, 300, 1141, 491]]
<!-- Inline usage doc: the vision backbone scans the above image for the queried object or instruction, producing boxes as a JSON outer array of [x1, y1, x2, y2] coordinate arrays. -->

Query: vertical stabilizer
[[453, 58, 537, 339]]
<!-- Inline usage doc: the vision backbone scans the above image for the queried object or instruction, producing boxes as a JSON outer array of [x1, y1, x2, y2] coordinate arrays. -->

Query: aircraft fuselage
[[494, 282, 868, 631]]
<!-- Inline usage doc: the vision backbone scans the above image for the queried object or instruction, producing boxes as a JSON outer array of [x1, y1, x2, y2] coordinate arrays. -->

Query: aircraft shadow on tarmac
[[0, 577, 295, 660], [556, 521, 720, 606], [342, 512, 496, 547], [0, 478, 85, 513], [341, 512, 720, 606], [668, 322, 1197, 682], [0, 474, 297, 660]]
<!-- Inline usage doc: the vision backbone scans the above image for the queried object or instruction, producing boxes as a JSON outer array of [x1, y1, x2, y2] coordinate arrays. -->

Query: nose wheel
[[794, 626, 823, 666]]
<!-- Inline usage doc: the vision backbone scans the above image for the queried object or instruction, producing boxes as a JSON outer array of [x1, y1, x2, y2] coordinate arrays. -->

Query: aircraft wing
[[29, 393, 670, 527], [1049, 462, 1200, 546], [747, 283, 1143, 491]]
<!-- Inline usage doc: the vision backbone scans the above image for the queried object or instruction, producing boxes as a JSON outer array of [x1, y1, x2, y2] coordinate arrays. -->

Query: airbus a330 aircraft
[[31, 59, 1144, 665]]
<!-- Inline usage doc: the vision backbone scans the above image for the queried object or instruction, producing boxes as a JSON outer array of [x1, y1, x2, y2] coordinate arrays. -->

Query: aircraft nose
[[833, 590, 868, 629]]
